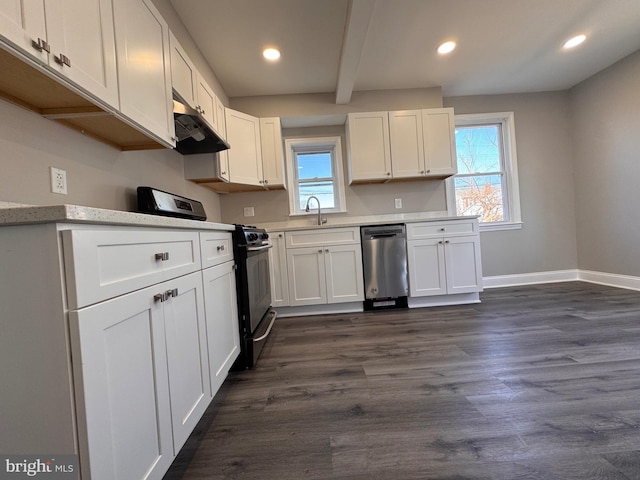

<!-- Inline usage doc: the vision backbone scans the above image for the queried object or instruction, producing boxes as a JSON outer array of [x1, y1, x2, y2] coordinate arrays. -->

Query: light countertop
[[0, 202, 234, 231]]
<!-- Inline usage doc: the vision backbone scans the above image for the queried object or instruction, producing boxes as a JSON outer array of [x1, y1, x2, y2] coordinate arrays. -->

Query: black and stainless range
[[232, 224, 277, 370]]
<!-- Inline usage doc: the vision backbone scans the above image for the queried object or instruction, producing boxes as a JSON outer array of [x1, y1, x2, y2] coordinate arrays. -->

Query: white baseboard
[[483, 270, 579, 288], [578, 270, 640, 292], [483, 269, 640, 292]]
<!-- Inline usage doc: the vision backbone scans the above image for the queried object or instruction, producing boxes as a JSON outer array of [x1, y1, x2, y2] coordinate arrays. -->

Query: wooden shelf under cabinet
[[0, 47, 165, 151]]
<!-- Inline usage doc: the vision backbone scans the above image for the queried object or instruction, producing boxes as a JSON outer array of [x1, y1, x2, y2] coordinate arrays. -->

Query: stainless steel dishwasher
[[361, 224, 409, 310]]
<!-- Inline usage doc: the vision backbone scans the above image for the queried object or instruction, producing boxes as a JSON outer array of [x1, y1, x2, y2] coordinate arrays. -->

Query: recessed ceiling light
[[263, 48, 281, 61], [562, 34, 586, 50], [437, 41, 457, 55]]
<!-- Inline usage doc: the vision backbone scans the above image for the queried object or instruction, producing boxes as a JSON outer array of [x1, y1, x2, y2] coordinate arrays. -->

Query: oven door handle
[[246, 243, 273, 252], [253, 310, 277, 342]]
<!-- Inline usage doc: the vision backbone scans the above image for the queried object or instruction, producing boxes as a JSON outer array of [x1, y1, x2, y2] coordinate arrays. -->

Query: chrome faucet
[[305, 195, 327, 226]]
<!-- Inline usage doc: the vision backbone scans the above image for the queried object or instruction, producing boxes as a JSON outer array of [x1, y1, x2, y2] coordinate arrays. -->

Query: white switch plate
[[243, 206, 255, 217], [395, 198, 402, 209], [50, 167, 67, 194]]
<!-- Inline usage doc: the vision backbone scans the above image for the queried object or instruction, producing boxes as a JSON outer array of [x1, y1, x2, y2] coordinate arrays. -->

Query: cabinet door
[[286, 247, 326, 306], [169, 31, 197, 107], [0, 0, 47, 62], [225, 107, 263, 186], [422, 108, 457, 176], [196, 74, 217, 130], [45, 0, 119, 108], [324, 244, 364, 303], [202, 261, 240, 396], [69, 286, 173, 480], [444, 236, 483, 294], [260, 117, 285, 188], [113, 0, 175, 145], [389, 109, 425, 178], [346, 111, 392, 183], [407, 239, 447, 297], [163, 272, 211, 453], [269, 232, 289, 307], [215, 97, 230, 181]]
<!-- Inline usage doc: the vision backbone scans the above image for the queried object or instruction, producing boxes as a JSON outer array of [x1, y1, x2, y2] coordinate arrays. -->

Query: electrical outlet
[[243, 206, 255, 217], [50, 167, 67, 195], [395, 198, 402, 209]]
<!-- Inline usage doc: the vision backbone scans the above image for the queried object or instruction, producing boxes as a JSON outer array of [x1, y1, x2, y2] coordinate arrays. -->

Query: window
[[284, 136, 346, 215], [446, 112, 522, 230]]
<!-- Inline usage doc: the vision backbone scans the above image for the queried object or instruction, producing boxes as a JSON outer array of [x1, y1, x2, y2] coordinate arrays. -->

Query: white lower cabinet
[[406, 219, 483, 298], [70, 281, 174, 480], [286, 243, 364, 306], [0, 222, 238, 480], [269, 232, 290, 307], [202, 260, 240, 396]]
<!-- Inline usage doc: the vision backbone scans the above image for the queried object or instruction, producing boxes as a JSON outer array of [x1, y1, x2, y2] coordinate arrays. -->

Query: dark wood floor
[[164, 282, 640, 480]]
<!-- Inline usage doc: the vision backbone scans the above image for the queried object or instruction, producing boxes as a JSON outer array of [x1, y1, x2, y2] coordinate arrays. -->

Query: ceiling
[[169, 0, 640, 103]]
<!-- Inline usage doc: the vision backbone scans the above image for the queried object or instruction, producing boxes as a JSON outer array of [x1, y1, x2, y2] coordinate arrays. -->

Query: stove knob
[[262, 233, 269, 240], [248, 233, 258, 241]]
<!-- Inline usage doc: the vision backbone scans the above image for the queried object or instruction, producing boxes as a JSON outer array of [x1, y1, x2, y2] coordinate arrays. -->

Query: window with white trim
[[284, 136, 346, 215], [446, 112, 522, 231]]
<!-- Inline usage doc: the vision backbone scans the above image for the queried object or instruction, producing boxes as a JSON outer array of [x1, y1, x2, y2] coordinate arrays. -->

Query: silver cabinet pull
[[168, 288, 178, 298], [318, 249, 323, 253], [325, 248, 329, 253], [154, 292, 169, 302], [31, 38, 50, 53], [217, 245, 225, 252], [155, 252, 169, 261], [54, 53, 71, 67]]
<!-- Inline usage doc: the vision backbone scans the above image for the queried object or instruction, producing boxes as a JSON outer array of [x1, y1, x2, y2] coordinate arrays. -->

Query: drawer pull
[[439, 228, 445, 232], [217, 245, 225, 252], [155, 252, 170, 261], [54, 53, 71, 67], [168, 288, 179, 298], [31, 38, 50, 53]]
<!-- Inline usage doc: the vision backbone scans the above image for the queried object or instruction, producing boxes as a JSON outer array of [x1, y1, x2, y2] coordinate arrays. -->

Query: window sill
[[479, 221, 523, 232]]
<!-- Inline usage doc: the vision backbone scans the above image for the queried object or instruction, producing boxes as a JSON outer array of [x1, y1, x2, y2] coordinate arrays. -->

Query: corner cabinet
[[185, 110, 286, 193], [0, 222, 239, 480], [347, 107, 457, 184], [406, 218, 483, 306], [285, 227, 364, 307]]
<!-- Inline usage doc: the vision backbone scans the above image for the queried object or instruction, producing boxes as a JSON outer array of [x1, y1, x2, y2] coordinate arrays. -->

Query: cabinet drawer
[[285, 227, 360, 248], [63, 228, 201, 309], [407, 220, 477, 240], [200, 231, 233, 269]]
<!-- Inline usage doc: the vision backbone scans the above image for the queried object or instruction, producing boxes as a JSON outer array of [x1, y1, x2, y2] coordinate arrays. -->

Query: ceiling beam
[[335, 0, 377, 105]]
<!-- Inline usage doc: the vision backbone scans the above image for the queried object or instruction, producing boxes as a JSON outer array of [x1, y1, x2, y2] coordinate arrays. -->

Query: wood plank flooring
[[164, 282, 640, 480]]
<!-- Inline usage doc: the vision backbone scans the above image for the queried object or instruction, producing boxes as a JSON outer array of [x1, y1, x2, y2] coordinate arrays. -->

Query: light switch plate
[[395, 198, 402, 209], [243, 207, 255, 217]]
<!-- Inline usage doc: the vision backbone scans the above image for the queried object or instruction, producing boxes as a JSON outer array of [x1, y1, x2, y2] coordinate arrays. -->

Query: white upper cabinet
[[260, 117, 286, 188], [389, 109, 425, 178], [0, 0, 119, 109], [347, 107, 457, 183], [169, 31, 197, 107], [422, 107, 457, 176], [113, 0, 175, 145], [0, 1, 47, 62], [169, 32, 219, 132], [225, 107, 263, 186], [346, 111, 392, 183]]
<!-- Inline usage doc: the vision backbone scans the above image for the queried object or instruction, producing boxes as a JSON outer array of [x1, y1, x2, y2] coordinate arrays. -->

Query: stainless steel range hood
[[173, 97, 230, 155]]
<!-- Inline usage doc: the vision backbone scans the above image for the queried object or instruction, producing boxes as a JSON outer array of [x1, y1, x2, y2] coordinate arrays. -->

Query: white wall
[[570, 49, 640, 277]]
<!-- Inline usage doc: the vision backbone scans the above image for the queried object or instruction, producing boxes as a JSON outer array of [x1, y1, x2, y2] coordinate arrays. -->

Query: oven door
[[245, 244, 272, 334]]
